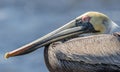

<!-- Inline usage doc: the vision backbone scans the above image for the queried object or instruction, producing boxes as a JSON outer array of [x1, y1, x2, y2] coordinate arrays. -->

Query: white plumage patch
[[110, 21, 120, 33]]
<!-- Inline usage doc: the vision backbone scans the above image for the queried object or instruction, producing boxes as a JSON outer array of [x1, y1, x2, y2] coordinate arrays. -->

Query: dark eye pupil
[[76, 19, 83, 26], [76, 19, 82, 23]]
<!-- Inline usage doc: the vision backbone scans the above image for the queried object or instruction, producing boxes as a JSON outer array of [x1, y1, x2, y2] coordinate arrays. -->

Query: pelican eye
[[75, 19, 90, 27], [75, 19, 100, 33], [75, 19, 83, 26]]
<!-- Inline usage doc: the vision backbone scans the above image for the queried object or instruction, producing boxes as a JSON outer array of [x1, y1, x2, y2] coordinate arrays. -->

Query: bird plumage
[[77, 11, 120, 34], [45, 33, 120, 72], [4, 11, 120, 72]]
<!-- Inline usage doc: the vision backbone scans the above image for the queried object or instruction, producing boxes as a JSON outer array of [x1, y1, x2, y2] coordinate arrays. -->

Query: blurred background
[[0, 0, 120, 72]]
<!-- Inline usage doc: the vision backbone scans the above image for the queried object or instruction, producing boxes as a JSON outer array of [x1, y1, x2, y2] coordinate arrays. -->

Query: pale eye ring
[[81, 15, 91, 22]]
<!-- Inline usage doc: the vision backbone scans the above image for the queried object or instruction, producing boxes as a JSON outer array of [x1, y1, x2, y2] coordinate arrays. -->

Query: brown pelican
[[4, 11, 120, 72], [44, 32, 120, 72]]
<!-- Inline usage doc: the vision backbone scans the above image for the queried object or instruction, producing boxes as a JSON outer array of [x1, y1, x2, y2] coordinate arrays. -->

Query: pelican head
[[76, 11, 118, 34], [4, 11, 119, 58]]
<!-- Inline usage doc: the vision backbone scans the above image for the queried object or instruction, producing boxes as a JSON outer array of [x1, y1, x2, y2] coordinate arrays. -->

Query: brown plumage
[[44, 32, 120, 72], [4, 11, 120, 72]]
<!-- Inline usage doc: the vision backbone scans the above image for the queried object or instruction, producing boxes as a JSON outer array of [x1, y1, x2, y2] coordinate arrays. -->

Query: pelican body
[[4, 11, 120, 72], [45, 33, 120, 72]]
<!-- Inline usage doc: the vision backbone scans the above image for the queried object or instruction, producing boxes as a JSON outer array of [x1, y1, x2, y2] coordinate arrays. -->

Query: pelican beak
[[4, 18, 98, 59]]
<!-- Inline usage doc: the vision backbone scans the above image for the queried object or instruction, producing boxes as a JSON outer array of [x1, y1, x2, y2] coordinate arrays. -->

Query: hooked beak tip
[[4, 52, 10, 59]]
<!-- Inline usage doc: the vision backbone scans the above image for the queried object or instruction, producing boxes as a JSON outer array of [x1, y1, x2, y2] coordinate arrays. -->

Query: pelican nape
[[4, 11, 120, 72]]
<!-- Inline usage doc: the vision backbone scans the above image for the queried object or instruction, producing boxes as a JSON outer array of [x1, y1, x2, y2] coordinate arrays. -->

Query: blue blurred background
[[0, 0, 120, 72]]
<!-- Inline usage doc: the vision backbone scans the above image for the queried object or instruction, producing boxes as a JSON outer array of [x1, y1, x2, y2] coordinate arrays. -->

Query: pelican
[[4, 11, 120, 72]]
